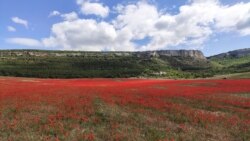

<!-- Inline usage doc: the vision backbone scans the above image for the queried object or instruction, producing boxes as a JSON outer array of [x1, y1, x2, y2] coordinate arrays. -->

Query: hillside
[[0, 49, 249, 78], [0, 50, 211, 78], [208, 48, 250, 75], [209, 48, 250, 59]]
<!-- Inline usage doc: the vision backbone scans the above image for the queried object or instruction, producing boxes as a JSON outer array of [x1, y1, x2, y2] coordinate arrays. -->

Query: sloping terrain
[[0, 50, 210, 78], [0, 48, 249, 78], [209, 48, 250, 75]]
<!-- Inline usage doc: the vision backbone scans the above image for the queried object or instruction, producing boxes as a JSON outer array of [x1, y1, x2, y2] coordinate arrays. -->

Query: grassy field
[[211, 72, 250, 79], [209, 56, 250, 76], [0, 78, 249, 141], [209, 56, 250, 68]]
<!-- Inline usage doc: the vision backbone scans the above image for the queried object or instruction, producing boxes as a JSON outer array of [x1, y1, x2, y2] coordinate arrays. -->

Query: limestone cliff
[[0, 50, 206, 60]]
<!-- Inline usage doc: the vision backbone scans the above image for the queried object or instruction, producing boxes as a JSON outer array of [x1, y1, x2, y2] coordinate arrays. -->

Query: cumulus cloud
[[77, 0, 110, 18], [11, 17, 28, 28], [42, 19, 118, 51], [61, 12, 79, 21], [49, 11, 79, 21], [112, 1, 216, 50], [215, 2, 250, 35], [7, 26, 16, 32], [114, 2, 159, 40], [49, 10, 61, 17], [6, 38, 42, 47], [116, 0, 250, 50], [7, 0, 250, 51]]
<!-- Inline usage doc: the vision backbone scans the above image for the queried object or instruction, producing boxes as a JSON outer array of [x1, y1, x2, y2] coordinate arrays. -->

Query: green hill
[[208, 48, 250, 75], [0, 50, 211, 78], [0, 49, 249, 78]]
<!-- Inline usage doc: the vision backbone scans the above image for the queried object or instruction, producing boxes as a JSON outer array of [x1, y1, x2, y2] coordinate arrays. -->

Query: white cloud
[[7, 0, 250, 51], [61, 12, 79, 21], [77, 0, 110, 18], [114, 1, 159, 40], [11, 17, 28, 28], [7, 26, 16, 32], [112, 1, 216, 50], [49, 10, 61, 17], [6, 38, 42, 47], [112, 0, 250, 51], [215, 2, 250, 35], [42, 19, 118, 51], [49, 11, 79, 21]]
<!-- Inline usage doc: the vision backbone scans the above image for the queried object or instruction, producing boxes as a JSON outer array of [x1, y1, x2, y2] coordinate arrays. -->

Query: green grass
[[229, 72, 250, 79], [207, 55, 250, 77], [212, 72, 250, 79], [210, 56, 250, 68]]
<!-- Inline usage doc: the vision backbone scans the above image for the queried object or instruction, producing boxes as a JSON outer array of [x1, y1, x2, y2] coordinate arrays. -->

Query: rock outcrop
[[0, 50, 206, 60], [145, 50, 206, 60]]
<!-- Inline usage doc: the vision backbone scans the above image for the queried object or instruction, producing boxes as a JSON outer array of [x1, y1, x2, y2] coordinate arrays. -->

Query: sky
[[0, 0, 250, 56]]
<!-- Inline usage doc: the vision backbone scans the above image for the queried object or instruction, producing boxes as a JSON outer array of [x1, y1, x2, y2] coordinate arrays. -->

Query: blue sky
[[1, 0, 250, 56]]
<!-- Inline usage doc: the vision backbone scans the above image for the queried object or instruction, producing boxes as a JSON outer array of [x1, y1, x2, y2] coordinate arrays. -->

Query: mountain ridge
[[209, 48, 250, 59], [0, 48, 249, 78], [0, 49, 206, 60]]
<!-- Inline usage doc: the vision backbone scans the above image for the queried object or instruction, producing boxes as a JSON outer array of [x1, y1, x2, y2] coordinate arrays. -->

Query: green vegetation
[[0, 50, 212, 78], [210, 55, 250, 68], [212, 72, 250, 79], [208, 55, 250, 77], [0, 49, 249, 78]]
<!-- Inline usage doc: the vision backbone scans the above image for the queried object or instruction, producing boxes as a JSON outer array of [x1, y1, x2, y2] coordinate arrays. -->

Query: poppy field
[[0, 77, 250, 141]]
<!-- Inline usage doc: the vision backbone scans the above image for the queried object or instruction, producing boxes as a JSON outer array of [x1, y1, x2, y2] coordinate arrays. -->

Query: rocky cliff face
[[0, 50, 206, 60], [209, 48, 250, 59], [132, 50, 206, 60], [151, 50, 206, 59]]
